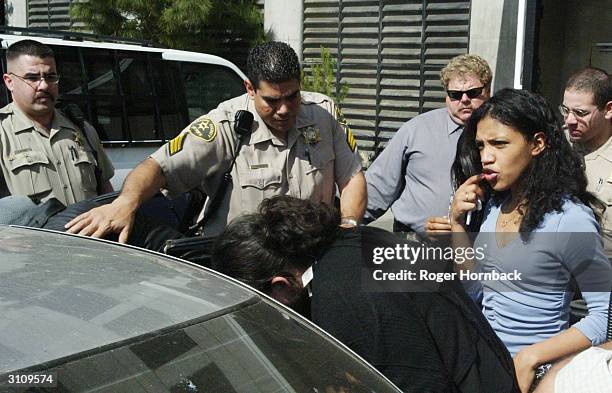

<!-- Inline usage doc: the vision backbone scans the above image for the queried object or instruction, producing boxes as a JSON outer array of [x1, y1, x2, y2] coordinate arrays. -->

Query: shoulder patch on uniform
[[168, 133, 187, 156], [189, 118, 217, 142], [346, 128, 357, 152]]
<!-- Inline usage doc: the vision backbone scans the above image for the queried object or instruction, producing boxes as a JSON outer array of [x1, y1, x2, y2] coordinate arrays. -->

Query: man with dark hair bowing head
[[65, 42, 365, 241], [212, 196, 519, 393]]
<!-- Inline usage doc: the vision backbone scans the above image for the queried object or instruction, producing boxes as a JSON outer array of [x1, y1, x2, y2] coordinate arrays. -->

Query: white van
[[0, 28, 248, 188]]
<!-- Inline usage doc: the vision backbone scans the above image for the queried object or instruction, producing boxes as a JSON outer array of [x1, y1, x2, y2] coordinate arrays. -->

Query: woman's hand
[[425, 216, 451, 232], [450, 174, 486, 229], [513, 347, 539, 393]]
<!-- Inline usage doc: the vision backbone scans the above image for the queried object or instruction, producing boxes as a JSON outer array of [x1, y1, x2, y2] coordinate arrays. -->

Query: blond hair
[[440, 54, 492, 89]]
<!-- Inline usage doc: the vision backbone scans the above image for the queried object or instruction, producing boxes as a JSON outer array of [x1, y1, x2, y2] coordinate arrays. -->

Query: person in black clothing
[[0, 195, 184, 252], [212, 195, 519, 392]]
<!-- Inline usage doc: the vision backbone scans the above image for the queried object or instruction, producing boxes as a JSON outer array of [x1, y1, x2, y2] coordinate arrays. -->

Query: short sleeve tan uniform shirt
[[0, 103, 115, 205], [151, 91, 362, 236], [582, 136, 612, 255]]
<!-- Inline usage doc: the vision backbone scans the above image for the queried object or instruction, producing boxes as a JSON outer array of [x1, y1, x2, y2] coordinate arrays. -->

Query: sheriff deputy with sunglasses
[[0, 40, 114, 205], [364, 54, 492, 235], [562, 67, 612, 255]]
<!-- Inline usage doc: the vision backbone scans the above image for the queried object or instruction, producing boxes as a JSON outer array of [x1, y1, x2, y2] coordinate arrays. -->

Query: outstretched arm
[[65, 158, 165, 243]]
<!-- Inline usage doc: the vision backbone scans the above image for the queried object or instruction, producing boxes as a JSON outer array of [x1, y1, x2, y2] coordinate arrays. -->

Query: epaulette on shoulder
[[204, 108, 232, 124], [300, 91, 331, 105], [0, 105, 13, 117]]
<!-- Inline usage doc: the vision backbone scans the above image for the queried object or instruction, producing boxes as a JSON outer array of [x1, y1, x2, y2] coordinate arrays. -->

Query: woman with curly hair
[[449, 88, 611, 392]]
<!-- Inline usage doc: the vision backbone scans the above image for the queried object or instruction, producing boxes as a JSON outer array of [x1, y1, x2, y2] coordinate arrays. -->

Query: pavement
[[365, 209, 394, 232]]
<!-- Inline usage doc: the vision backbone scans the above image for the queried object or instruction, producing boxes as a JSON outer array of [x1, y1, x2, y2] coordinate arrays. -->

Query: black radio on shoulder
[[234, 110, 254, 138]]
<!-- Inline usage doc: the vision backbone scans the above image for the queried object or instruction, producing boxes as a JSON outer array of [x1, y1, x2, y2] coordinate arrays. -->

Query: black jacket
[[310, 226, 519, 393]]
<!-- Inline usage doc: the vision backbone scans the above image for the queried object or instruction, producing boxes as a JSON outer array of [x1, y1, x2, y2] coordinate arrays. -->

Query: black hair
[[6, 40, 54, 62], [246, 41, 301, 90], [212, 196, 340, 291], [451, 130, 490, 231], [463, 88, 603, 234], [565, 67, 611, 109]]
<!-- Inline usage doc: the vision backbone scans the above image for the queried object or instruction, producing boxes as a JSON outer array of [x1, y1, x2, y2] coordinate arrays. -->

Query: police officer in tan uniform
[[66, 41, 366, 241], [562, 67, 612, 254], [0, 40, 114, 205]]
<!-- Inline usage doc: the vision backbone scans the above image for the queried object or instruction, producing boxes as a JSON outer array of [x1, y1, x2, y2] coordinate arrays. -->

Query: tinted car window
[[0, 42, 246, 145], [54, 45, 84, 94], [118, 51, 158, 141], [152, 59, 188, 140], [182, 62, 245, 121], [79, 48, 125, 141], [89, 96, 125, 141], [82, 48, 118, 96]]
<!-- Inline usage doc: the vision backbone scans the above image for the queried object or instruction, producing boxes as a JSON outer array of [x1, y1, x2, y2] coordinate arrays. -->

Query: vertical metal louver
[[28, 0, 84, 30], [303, 0, 470, 162]]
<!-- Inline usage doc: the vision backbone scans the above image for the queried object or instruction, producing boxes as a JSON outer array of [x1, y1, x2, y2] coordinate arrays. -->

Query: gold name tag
[[250, 164, 269, 169]]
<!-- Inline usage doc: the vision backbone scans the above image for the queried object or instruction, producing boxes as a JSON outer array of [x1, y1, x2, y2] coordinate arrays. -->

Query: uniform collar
[[584, 134, 612, 161], [49, 110, 78, 139], [7, 103, 37, 133], [8, 103, 76, 136], [447, 110, 464, 135], [247, 95, 301, 148]]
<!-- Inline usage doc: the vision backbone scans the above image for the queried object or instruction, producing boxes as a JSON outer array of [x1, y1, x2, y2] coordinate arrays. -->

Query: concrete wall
[[5, 0, 28, 27], [538, 0, 612, 108], [469, 0, 519, 93], [264, 0, 303, 60]]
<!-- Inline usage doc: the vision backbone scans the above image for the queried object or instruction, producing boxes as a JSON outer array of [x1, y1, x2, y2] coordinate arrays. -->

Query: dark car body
[[0, 226, 400, 392]]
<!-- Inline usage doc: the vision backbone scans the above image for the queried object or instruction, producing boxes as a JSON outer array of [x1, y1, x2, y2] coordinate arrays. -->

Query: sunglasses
[[446, 86, 485, 101]]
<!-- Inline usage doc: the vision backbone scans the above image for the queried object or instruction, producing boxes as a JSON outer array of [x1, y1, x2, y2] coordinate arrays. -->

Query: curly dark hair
[[246, 41, 301, 90], [462, 88, 603, 234], [212, 196, 340, 291]]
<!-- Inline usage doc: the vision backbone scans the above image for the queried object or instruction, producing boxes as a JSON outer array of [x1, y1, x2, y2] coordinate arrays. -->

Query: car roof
[[0, 33, 248, 81], [0, 226, 256, 373]]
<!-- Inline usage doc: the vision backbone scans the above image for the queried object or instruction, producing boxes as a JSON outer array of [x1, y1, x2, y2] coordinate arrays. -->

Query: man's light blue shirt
[[365, 107, 462, 232]]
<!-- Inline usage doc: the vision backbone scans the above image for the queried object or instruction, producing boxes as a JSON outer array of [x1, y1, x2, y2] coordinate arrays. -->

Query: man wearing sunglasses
[[562, 67, 612, 254], [0, 40, 114, 205], [365, 54, 492, 235]]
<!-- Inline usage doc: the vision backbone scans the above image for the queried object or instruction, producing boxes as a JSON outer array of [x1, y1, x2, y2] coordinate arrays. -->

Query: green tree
[[70, 0, 266, 69], [301, 46, 349, 105]]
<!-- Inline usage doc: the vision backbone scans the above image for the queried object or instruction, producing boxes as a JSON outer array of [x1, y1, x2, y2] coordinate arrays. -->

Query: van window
[[0, 41, 246, 145], [54, 46, 83, 93], [119, 51, 158, 141], [81, 48, 126, 141], [182, 62, 245, 121], [152, 58, 187, 140]]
